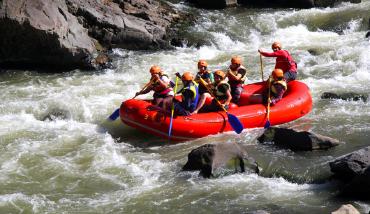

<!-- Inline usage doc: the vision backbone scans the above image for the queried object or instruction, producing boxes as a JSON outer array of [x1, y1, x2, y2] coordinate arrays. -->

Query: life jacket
[[179, 80, 199, 111], [228, 65, 247, 86], [213, 80, 230, 100], [271, 80, 287, 95], [195, 70, 213, 94], [152, 73, 173, 96]]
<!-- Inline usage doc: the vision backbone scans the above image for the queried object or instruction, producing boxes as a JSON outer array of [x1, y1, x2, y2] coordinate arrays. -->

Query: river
[[0, 1, 370, 213]]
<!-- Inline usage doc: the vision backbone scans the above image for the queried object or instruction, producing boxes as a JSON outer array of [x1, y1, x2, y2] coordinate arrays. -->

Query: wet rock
[[91, 53, 113, 69], [182, 142, 259, 178], [315, 0, 361, 7], [331, 204, 360, 214], [321, 92, 368, 102], [239, 0, 314, 8], [366, 31, 370, 38], [257, 127, 341, 151], [188, 0, 237, 9], [329, 146, 370, 199], [42, 108, 71, 121]]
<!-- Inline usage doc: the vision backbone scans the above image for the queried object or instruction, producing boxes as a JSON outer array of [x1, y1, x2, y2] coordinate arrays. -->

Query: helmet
[[214, 70, 226, 79], [198, 60, 208, 68], [182, 71, 193, 81], [271, 41, 282, 50], [272, 68, 284, 79], [231, 56, 242, 65], [150, 65, 161, 74]]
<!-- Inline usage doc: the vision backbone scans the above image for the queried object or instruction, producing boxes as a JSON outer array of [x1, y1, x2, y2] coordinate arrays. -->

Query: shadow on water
[[98, 118, 186, 148]]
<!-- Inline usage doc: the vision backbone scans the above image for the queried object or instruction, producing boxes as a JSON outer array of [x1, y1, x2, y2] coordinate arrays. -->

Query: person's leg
[[284, 71, 297, 82], [191, 93, 211, 114], [248, 94, 264, 104], [232, 85, 243, 104]]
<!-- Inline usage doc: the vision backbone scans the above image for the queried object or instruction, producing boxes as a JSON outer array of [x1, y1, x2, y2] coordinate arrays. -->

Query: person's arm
[[259, 49, 287, 57], [224, 90, 232, 107], [156, 75, 170, 90], [227, 69, 242, 81]]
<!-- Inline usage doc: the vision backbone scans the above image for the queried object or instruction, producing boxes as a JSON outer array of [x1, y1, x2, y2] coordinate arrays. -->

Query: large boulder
[[329, 146, 370, 198], [182, 142, 259, 178], [0, 0, 95, 69], [0, 0, 186, 69], [257, 127, 341, 151]]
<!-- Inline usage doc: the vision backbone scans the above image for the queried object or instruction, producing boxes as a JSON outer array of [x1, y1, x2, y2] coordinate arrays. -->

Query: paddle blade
[[264, 120, 271, 129], [227, 113, 244, 134], [108, 108, 120, 120]]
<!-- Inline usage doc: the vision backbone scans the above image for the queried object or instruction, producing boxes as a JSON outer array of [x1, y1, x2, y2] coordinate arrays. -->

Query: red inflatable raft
[[120, 81, 312, 141]]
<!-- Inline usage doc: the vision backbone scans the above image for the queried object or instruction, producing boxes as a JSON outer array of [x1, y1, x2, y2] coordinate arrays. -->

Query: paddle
[[264, 77, 272, 129], [107, 78, 155, 121], [168, 75, 179, 138], [198, 77, 244, 134], [259, 54, 264, 81]]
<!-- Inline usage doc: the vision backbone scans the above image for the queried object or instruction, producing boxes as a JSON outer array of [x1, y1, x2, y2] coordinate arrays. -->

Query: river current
[[0, 1, 370, 213]]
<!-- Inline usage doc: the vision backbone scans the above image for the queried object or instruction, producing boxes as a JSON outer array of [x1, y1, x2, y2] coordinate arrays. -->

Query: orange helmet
[[182, 71, 193, 81], [149, 65, 161, 74], [272, 68, 284, 79], [198, 60, 208, 68], [214, 70, 226, 79], [231, 56, 242, 65], [272, 41, 282, 50]]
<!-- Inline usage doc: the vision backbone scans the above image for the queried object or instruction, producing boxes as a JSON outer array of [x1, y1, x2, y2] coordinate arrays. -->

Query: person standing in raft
[[258, 41, 297, 82], [195, 60, 214, 95], [172, 71, 200, 116], [249, 68, 287, 105], [192, 70, 232, 113], [135, 65, 174, 110], [227, 56, 247, 105]]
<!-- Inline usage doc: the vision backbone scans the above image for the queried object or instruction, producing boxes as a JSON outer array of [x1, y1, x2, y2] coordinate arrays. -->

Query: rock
[[321, 92, 368, 102], [331, 204, 360, 214], [188, 0, 237, 9], [315, 0, 361, 7], [0, 0, 189, 70], [366, 31, 370, 38], [257, 127, 341, 151], [91, 53, 113, 69], [182, 142, 259, 178], [330, 146, 370, 181], [329, 146, 370, 199], [238, 0, 315, 8], [0, 0, 95, 69], [41, 108, 71, 121]]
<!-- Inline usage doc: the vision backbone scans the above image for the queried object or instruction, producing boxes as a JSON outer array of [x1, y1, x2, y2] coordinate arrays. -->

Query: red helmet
[[182, 71, 193, 81], [272, 41, 282, 50], [214, 70, 226, 79], [231, 56, 242, 65], [272, 68, 284, 79], [198, 60, 208, 68], [150, 65, 161, 74]]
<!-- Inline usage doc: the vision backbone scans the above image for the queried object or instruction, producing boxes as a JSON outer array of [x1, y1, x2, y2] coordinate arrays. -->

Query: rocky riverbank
[[0, 0, 191, 70]]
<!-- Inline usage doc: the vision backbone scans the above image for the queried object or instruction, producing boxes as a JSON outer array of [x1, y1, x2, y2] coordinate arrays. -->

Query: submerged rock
[[321, 92, 368, 102], [257, 127, 341, 151], [182, 142, 259, 178], [41, 108, 71, 121]]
